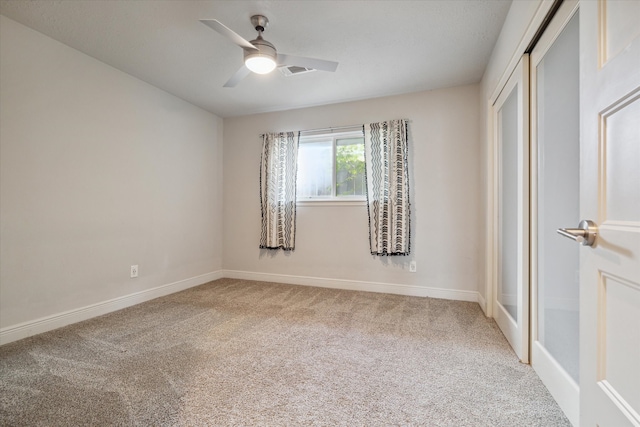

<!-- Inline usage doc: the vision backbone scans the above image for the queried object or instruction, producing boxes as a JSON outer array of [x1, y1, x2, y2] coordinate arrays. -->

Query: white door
[[530, 1, 580, 425], [579, 1, 640, 426], [492, 55, 530, 362]]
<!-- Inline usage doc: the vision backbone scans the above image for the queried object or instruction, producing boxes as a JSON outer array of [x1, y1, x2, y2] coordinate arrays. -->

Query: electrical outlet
[[130, 265, 138, 278], [409, 261, 417, 273]]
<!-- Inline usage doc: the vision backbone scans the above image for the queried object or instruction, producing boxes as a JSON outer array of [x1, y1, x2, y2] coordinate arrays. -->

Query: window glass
[[297, 131, 365, 200], [297, 139, 332, 198]]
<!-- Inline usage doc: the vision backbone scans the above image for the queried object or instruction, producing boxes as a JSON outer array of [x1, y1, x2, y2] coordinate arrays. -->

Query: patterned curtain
[[259, 131, 299, 250], [364, 119, 411, 255]]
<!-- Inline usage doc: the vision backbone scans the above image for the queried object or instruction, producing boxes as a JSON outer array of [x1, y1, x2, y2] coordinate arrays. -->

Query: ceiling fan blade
[[224, 65, 251, 88], [277, 53, 338, 72], [200, 19, 258, 51]]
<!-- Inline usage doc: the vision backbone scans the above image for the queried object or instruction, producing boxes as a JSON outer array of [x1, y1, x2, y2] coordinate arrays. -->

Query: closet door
[[492, 55, 529, 363], [530, 1, 580, 425]]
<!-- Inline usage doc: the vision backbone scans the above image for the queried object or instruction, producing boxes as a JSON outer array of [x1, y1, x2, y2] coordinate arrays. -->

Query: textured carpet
[[0, 279, 571, 426]]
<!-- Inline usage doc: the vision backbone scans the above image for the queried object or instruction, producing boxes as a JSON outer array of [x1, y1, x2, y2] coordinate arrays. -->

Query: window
[[297, 130, 366, 201]]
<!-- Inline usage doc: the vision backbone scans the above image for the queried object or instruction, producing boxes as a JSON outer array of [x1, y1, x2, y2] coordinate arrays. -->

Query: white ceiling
[[0, 0, 512, 118]]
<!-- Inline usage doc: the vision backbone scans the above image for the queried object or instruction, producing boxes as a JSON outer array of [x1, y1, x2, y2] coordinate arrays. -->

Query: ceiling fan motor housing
[[244, 37, 277, 64], [250, 15, 269, 32]]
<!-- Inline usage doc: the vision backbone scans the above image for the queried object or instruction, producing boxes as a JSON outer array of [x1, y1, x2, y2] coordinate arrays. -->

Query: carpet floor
[[0, 278, 571, 426]]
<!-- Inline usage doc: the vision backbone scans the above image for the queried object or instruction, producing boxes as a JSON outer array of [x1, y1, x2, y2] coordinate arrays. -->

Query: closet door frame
[[483, 1, 556, 320], [491, 54, 530, 363]]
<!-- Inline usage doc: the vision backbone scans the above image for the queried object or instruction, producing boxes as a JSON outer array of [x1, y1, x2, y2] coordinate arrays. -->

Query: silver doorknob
[[557, 220, 598, 246]]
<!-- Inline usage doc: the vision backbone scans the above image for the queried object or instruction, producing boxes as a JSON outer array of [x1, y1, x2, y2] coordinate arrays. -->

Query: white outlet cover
[[409, 261, 417, 272], [130, 265, 138, 278]]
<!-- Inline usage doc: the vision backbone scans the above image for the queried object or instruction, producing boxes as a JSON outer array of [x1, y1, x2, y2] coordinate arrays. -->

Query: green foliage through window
[[336, 139, 365, 196]]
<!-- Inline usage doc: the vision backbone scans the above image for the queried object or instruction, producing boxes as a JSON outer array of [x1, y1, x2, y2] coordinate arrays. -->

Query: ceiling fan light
[[244, 36, 277, 75], [245, 55, 277, 74]]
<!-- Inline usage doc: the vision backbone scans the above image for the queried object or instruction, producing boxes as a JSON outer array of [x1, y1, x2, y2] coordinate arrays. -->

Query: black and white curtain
[[259, 131, 299, 250], [364, 119, 411, 255]]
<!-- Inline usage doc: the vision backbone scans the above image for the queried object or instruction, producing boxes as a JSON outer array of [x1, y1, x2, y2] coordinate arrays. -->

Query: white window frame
[[297, 129, 366, 206]]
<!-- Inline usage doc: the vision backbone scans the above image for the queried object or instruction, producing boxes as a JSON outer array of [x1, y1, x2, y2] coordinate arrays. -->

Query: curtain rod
[[299, 124, 364, 135], [259, 120, 409, 138], [259, 124, 364, 138]]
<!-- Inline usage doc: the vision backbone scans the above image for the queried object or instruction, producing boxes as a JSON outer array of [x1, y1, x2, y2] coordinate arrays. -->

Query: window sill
[[297, 199, 366, 207]]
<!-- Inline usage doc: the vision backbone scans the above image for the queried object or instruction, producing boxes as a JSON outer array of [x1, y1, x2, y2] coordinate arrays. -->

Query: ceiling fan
[[200, 15, 339, 87]]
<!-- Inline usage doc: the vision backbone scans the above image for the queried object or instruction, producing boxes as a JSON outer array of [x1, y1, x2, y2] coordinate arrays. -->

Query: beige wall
[[0, 16, 224, 332], [223, 85, 482, 300]]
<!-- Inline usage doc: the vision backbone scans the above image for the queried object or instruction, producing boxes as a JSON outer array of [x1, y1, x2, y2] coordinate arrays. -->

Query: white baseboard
[[1, 270, 481, 346], [223, 270, 480, 303], [532, 341, 580, 426], [0, 270, 223, 345]]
